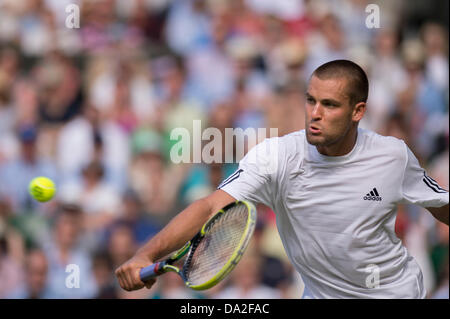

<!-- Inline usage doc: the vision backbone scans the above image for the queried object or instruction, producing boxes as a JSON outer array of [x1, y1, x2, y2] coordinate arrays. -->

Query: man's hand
[[115, 253, 155, 291]]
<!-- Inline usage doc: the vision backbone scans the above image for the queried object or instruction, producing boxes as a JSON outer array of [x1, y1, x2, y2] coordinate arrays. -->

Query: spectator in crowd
[[366, 28, 406, 133], [421, 22, 448, 93], [106, 221, 154, 299], [59, 161, 122, 234], [165, 0, 212, 56], [180, 162, 237, 206], [0, 46, 20, 161], [0, 219, 25, 298], [114, 190, 162, 245], [87, 53, 157, 129], [304, 13, 348, 78], [6, 249, 51, 299], [184, 12, 236, 108], [107, 222, 137, 270], [42, 204, 97, 298], [91, 249, 118, 299], [128, 127, 180, 220], [33, 51, 83, 125], [56, 103, 130, 191]]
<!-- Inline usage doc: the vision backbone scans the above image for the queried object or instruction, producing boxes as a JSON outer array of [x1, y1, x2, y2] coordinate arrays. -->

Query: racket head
[[180, 200, 257, 290]]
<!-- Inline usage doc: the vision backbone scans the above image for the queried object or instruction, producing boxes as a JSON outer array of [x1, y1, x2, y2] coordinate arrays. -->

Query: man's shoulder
[[281, 129, 306, 139], [273, 129, 306, 158], [254, 130, 305, 154], [244, 130, 305, 175], [359, 128, 407, 158], [276, 129, 306, 149]]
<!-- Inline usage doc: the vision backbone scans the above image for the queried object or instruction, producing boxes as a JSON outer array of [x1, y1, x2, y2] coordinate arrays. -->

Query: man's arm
[[427, 204, 449, 226], [399, 144, 449, 227], [115, 189, 235, 291]]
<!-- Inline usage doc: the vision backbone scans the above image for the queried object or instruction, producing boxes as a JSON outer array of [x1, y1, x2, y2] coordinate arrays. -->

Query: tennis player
[[115, 60, 449, 298]]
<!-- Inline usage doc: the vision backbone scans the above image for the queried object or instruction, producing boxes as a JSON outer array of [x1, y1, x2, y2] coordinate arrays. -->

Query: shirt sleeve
[[217, 137, 281, 207], [400, 143, 449, 208]]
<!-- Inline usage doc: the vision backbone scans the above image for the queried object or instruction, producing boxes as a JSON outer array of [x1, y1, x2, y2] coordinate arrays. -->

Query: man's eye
[[306, 98, 315, 104]]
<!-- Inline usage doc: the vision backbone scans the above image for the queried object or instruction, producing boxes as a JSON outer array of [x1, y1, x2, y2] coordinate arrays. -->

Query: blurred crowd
[[0, 0, 448, 299]]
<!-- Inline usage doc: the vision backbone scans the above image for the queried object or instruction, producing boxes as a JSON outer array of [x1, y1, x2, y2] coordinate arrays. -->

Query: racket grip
[[140, 262, 166, 282]]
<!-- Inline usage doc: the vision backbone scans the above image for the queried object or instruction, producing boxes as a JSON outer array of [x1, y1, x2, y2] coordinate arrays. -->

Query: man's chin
[[306, 133, 326, 146]]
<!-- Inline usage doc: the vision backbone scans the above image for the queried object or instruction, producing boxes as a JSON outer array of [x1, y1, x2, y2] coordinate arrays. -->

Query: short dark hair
[[311, 60, 369, 106]]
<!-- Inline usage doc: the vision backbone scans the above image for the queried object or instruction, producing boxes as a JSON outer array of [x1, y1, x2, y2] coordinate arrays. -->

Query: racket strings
[[185, 204, 249, 285]]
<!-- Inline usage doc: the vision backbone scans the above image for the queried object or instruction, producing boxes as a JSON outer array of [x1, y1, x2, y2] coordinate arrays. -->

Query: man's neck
[[316, 128, 358, 157]]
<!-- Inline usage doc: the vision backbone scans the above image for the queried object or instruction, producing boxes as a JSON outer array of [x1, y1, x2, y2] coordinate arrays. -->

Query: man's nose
[[311, 103, 322, 120]]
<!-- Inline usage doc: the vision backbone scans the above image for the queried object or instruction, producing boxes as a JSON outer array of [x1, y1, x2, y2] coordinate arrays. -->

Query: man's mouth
[[309, 125, 321, 134]]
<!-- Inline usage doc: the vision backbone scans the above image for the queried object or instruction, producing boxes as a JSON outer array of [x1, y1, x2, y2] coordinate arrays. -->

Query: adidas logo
[[363, 188, 382, 201]]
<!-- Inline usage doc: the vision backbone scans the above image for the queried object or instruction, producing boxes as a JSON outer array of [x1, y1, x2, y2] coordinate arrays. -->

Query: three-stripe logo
[[363, 188, 382, 201], [217, 169, 243, 189], [422, 172, 448, 193]]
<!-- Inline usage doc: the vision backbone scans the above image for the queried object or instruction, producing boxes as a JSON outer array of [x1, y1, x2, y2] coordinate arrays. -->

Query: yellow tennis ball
[[29, 177, 56, 202]]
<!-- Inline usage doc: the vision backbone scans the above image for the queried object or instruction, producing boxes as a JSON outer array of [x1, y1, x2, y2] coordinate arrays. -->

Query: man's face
[[305, 76, 359, 150]]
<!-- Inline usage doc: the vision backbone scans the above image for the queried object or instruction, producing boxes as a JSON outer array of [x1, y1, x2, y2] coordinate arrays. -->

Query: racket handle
[[140, 261, 166, 282]]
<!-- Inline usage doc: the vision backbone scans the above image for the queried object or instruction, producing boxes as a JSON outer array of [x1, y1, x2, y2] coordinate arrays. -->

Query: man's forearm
[[427, 204, 449, 226], [136, 198, 214, 262]]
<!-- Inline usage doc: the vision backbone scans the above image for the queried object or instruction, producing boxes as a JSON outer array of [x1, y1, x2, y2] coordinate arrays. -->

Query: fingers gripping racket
[[139, 201, 257, 290]]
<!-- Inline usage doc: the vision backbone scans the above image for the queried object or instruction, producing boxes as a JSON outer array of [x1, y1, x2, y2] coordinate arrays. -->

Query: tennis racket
[[139, 200, 257, 290]]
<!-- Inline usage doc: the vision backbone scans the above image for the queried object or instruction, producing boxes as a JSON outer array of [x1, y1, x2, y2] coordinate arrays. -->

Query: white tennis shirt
[[219, 128, 449, 298]]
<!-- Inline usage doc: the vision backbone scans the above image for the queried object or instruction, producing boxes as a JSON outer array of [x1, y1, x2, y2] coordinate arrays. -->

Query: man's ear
[[352, 102, 366, 122]]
